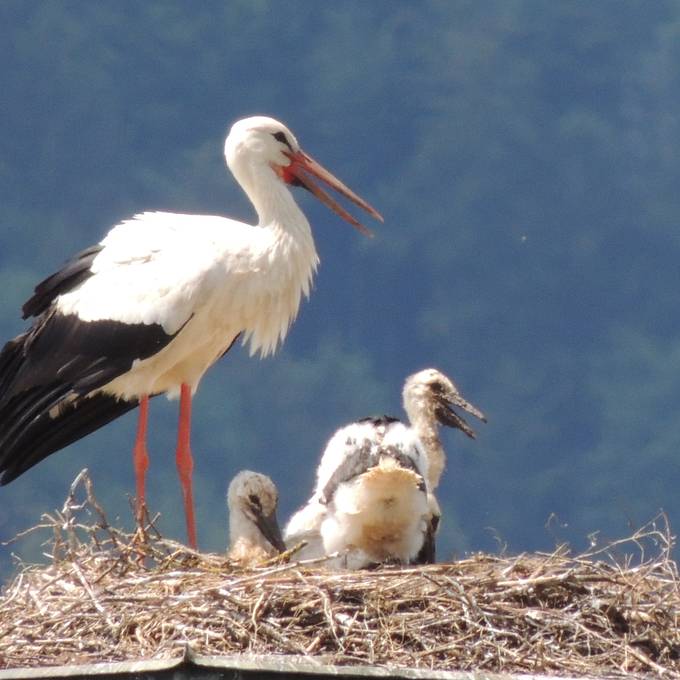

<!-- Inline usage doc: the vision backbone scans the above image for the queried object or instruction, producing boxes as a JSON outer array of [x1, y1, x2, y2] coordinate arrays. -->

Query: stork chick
[[285, 368, 486, 567], [285, 418, 431, 568], [403, 368, 486, 492], [319, 421, 431, 568], [403, 368, 486, 563], [227, 470, 286, 564]]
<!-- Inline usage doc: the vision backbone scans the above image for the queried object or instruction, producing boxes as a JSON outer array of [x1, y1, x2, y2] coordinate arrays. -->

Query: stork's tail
[[0, 330, 138, 485], [0, 385, 138, 485]]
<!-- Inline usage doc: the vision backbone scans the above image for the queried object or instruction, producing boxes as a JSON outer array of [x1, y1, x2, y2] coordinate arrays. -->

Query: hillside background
[[1, 1, 679, 578]]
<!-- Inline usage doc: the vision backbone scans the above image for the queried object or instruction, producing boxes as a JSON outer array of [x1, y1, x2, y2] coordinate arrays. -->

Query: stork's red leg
[[133, 395, 150, 520], [176, 383, 197, 549]]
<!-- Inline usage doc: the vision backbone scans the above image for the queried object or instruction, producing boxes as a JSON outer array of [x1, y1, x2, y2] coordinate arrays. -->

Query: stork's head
[[402, 368, 487, 438], [227, 470, 286, 553], [224, 115, 383, 236]]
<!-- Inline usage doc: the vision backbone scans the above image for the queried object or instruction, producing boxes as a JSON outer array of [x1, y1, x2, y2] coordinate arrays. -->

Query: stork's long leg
[[133, 395, 150, 519], [176, 383, 197, 549]]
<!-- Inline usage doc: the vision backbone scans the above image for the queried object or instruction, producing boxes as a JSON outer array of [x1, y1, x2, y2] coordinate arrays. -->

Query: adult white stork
[[227, 470, 285, 564], [284, 368, 486, 567], [0, 115, 382, 549]]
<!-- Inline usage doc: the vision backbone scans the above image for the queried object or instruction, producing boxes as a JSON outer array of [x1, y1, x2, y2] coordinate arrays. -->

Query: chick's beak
[[435, 393, 487, 438], [254, 508, 287, 553]]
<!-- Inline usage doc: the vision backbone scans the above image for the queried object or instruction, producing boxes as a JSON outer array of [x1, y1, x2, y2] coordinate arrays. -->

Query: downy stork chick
[[319, 419, 431, 568], [285, 418, 431, 569], [285, 368, 486, 567], [227, 470, 286, 564], [0, 115, 382, 549], [403, 368, 487, 492], [403, 368, 486, 563]]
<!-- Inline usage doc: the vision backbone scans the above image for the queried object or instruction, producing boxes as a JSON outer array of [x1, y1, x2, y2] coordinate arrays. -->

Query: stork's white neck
[[404, 396, 446, 491], [232, 159, 311, 234], [226, 161, 319, 358], [229, 507, 261, 548]]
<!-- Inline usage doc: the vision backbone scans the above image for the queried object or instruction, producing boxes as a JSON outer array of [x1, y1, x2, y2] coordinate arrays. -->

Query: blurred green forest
[[1, 0, 680, 578]]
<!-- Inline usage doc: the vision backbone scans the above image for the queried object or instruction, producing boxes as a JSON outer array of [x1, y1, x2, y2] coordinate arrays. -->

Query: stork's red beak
[[281, 150, 383, 237]]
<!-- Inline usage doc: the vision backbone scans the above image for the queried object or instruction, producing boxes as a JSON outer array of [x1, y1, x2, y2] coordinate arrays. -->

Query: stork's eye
[[248, 493, 262, 509], [272, 131, 292, 150], [430, 381, 445, 394]]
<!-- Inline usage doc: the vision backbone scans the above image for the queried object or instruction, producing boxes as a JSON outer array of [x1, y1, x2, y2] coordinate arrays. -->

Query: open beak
[[435, 392, 487, 439], [254, 508, 287, 553], [284, 150, 384, 237]]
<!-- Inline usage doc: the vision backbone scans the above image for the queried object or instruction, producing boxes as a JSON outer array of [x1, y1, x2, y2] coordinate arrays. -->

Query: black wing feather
[[0, 392, 138, 485], [320, 441, 426, 505], [1, 311, 175, 400], [0, 333, 28, 398], [357, 414, 400, 427], [0, 310, 178, 486], [414, 514, 439, 565], [22, 244, 103, 319], [320, 441, 373, 504]]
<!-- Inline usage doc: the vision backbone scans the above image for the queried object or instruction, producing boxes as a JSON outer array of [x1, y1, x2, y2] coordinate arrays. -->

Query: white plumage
[[284, 368, 486, 568], [227, 470, 285, 564], [0, 115, 382, 549], [285, 419, 430, 568], [74, 207, 316, 399]]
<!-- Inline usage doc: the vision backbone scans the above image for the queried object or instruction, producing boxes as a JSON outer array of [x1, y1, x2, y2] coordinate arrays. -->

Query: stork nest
[[1, 471, 679, 678]]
